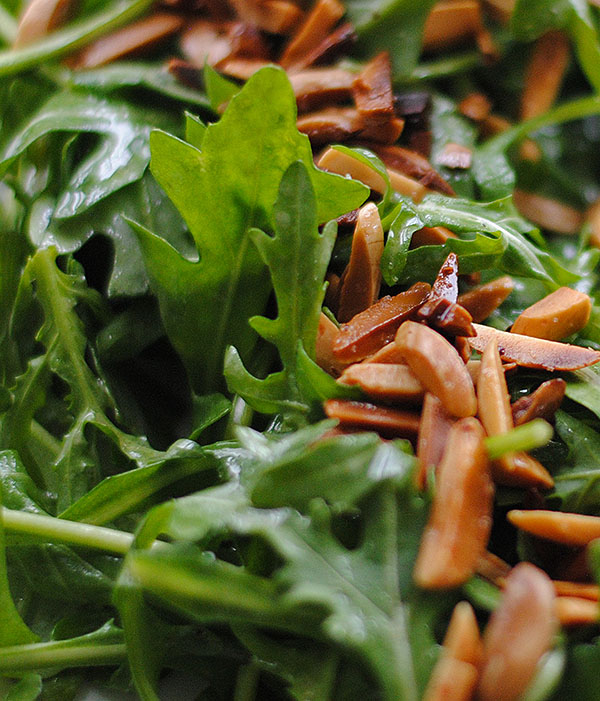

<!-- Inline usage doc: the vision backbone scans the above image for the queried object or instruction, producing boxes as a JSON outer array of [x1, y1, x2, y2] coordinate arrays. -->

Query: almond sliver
[[507, 509, 600, 546]]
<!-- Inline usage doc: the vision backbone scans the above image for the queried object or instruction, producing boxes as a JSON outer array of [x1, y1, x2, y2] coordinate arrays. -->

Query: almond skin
[[511, 287, 592, 341]]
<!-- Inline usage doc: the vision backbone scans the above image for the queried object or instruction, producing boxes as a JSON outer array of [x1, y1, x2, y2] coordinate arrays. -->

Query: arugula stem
[[225, 395, 254, 440], [485, 419, 553, 460], [0, 0, 155, 78], [0, 6, 17, 45], [2, 508, 134, 555], [0, 641, 126, 671], [404, 51, 481, 83], [233, 663, 260, 701]]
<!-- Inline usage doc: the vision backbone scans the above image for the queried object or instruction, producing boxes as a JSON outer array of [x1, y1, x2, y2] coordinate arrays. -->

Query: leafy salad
[[3, 0, 600, 699]]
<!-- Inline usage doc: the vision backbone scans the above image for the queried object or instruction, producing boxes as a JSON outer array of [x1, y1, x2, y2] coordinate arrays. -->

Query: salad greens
[[1, 0, 600, 700]]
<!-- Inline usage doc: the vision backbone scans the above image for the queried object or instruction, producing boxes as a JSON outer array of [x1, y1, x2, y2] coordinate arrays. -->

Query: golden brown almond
[[493, 452, 554, 489], [587, 198, 600, 249], [512, 378, 566, 426], [280, 0, 345, 70], [468, 323, 600, 371], [387, 168, 431, 201], [476, 551, 512, 583], [317, 146, 388, 193], [414, 417, 494, 589], [508, 509, 600, 547], [14, 0, 76, 47], [458, 276, 514, 323], [478, 562, 557, 701], [352, 52, 394, 124], [411, 226, 457, 247], [217, 56, 270, 80], [356, 117, 405, 145], [315, 312, 347, 377], [555, 596, 600, 626], [552, 581, 600, 601], [301, 21, 356, 68], [520, 31, 570, 122], [511, 287, 592, 341], [229, 0, 303, 34], [362, 340, 406, 364], [180, 20, 234, 67], [297, 106, 361, 145], [443, 601, 483, 667], [72, 13, 184, 68], [422, 0, 481, 51], [333, 283, 431, 362], [290, 67, 355, 112], [437, 142, 473, 169], [415, 393, 455, 489], [338, 363, 424, 403], [513, 189, 584, 235], [459, 92, 492, 122], [337, 203, 384, 322], [423, 657, 479, 701], [323, 399, 420, 439], [395, 321, 477, 418]]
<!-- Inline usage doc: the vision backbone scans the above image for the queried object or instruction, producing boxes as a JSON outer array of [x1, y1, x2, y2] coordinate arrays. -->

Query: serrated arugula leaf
[[135, 67, 367, 393], [382, 194, 576, 287]]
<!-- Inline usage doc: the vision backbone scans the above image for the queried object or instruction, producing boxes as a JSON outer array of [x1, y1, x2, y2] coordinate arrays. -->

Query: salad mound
[[2, 1, 600, 699]]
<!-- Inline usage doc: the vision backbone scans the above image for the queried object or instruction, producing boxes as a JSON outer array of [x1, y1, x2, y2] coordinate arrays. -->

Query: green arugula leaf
[[135, 67, 367, 393]]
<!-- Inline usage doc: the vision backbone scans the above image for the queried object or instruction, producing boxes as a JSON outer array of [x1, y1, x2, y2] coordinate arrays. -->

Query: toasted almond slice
[[587, 198, 600, 249], [521, 31, 570, 122], [459, 92, 492, 122], [315, 312, 347, 377], [553, 581, 600, 601], [513, 189, 583, 235], [280, 0, 345, 70], [338, 363, 424, 403], [476, 551, 512, 582], [396, 321, 477, 418], [180, 20, 233, 67], [352, 51, 394, 124], [362, 340, 406, 364], [437, 142, 472, 169], [366, 144, 455, 196], [458, 276, 514, 323], [414, 417, 493, 589], [318, 146, 388, 193], [478, 563, 557, 701], [415, 393, 455, 490], [443, 601, 483, 667], [422, 0, 481, 51], [358, 117, 405, 145], [229, 0, 303, 34], [387, 168, 431, 202], [555, 596, 600, 626], [423, 657, 479, 701], [290, 67, 355, 111], [411, 226, 457, 247], [508, 509, 600, 547], [482, 0, 515, 24], [493, 452, 554, 489], [301, 21, 356, 67], [297, 106, 361, 145], [468, 323, 600, 371], [217, 56, 271, 80], [72, 13, 184, 68], [323, 399, 420, 439], [14, 0, 77, 47], [511, 287, 592, 341], [481, 113, 512, 138], [332, 283, 431, 362], [512, 378, 566, 426], [337, 203, 384, 322]]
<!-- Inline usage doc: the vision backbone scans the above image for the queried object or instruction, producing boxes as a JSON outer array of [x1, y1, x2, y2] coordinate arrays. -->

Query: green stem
[[0, 0, 155, 78], [0, 6, 17, 45], [555, 471, 600, 481], [404, 51, 481, 83], [233, 663, 260, 701], [224, 395, 254, 440], [2, 508, 134, 555], [0, 641, 126, 672], [485, 419, 553, 460]]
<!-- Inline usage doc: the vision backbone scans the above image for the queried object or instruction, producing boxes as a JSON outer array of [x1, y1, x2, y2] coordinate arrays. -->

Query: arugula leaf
[[135, 67, 367, 394]]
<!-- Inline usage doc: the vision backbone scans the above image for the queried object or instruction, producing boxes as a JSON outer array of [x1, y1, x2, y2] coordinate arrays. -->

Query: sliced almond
[[482, 0, 515, 24], [315, 312, 347, 377], [512, 378, 566, 426], [297, 106, 361, 145], [493, 452, 554, 489], [333, 283, 431, 362], [337, 203, 384, 322], [476, 551, 512, 583], [217, 56, 271, 80], [511, 287, 592, 341], [508, 509, 600, 547], [415, 393, 455, 490], [318, 146, 388, 193], [423, 656, 479, 701], [422, 0, 482, 52], [290, 67, 355, 112], [387, 168, 431, 202], [323, 399, 420, 439], [414, 417, 493, 589], [228, 0, 303, 34], [478, 563, 558, 701], [513, 189, 583, 235], [338, 363, 424, 403], [459, 92, 492, 122], [586, 198, 600, 249], [352, 52, 394, 125], [468, 323, 600, 371], [301, 21, 356, 68], [555, 596, 599, 626], [458, 276, 514, 323], [362, 340, 406, 364], [437, 142, 473, 169], [442, 601, 484, 668], [520, 31, 570, 122], [395, 321, 477, 418], [180, 20, 234, 67], [552, 581, 600, 601], [280, 0, 345, 70], [411, 226, 457, 247], [72, 13, 184, 68], [14, 0, 77, 47]]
